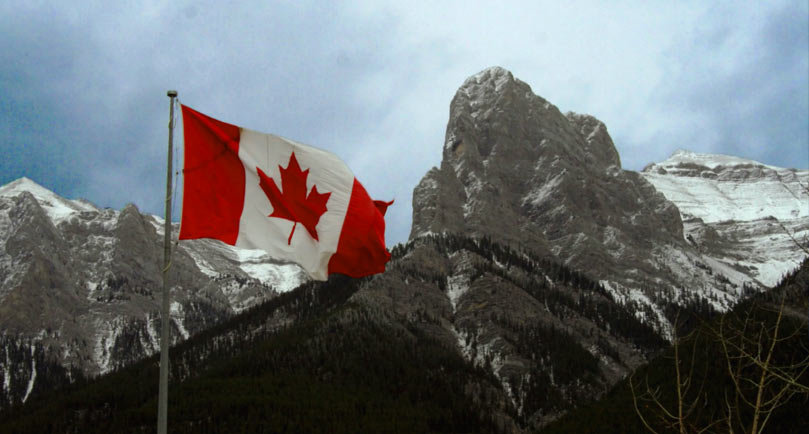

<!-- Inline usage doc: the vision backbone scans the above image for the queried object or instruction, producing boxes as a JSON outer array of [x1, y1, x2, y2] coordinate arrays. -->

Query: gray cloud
[[616, 1, 808, 170], [1, 1, 806, 247]]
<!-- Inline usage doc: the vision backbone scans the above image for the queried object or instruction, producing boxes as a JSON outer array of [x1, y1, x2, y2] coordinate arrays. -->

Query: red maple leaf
[[257, 152, 331, 245]]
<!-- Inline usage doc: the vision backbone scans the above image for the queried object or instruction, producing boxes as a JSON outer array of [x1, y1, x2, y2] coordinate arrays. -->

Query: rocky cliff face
[[410, 67, 771, 340], [0, 178, 308, 407]]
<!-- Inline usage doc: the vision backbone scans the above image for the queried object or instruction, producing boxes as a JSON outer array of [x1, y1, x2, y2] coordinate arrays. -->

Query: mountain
[[0, 234, 667, 433], [0, 68, 673, 428], [0, 178, 308, 408], [1, 66, 806, 431], [642, 149, 808, 287], [411, 67, 806, 334], [0, 274, 516, 433], [373, 66, 806, 427]]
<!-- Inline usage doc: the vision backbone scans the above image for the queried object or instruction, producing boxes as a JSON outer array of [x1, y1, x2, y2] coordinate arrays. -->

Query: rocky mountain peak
[[413, 67, 678, 244], [445, 67, 557, 164], [116, 203, 147, 232], [411, 68, 772, 332], [440, 67, 622, 192], [0, 177, 98, 228], [0, 177, 49, 197], [458, 66, 516, 90], [364, 68, 691, 427], [452, 66, 529, 112]]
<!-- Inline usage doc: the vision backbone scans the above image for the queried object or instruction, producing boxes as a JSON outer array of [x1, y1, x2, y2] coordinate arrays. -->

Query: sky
[[1, 1, 807, 247]]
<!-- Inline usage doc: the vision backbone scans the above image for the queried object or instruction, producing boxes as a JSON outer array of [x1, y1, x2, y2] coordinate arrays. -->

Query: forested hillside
[[541, 258, 809, 434], [0, 233, 674, 433]]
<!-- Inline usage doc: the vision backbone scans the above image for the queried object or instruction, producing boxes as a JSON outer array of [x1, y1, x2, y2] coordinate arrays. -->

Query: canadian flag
[[178, 105, 392, 281]]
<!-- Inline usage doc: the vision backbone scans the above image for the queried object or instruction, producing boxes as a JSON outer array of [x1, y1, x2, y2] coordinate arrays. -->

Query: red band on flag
[[179, 105, 244, 245], [373, 199, 394, 217], [328, 180, 391, 277]]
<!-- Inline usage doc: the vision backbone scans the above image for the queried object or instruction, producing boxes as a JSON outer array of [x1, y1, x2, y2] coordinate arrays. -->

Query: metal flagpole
[[158, 90, 177, 434]]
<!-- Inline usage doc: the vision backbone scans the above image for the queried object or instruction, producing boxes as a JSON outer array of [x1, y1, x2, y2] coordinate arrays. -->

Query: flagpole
[[157, 90, 177, 434]]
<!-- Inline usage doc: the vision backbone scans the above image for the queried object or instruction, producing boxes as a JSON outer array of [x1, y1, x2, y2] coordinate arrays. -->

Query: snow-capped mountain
[[0, 177, 307, 407], [642, 150, 808, 287], [1, 67, 805, 429]]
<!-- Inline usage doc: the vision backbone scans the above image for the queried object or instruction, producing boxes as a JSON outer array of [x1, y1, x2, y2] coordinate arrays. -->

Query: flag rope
[[171, 98, 181, 224], [170, 97, 182, 260]]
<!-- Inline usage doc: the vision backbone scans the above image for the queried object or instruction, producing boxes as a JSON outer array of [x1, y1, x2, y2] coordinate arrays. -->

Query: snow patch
[[453, 327, 505, 373], [241, 262, 304, 293], [229, 247, 306, 292], [522, 174, 563, 207], [601, 280, 673, 341], [735, 256, 803, 288], [170, 301, 190, 340], [185, 247, 219, 278], [91, 316, 133, 374], [3, 350, 11, 395], [149, 215, 165, 235], [21, 346, 36, 403], [460, 171, 484, 219], [145, 312, 160, 354], [446, 274, 470, 313], [652, 245, 742, 311], [701, 256, 753, 287], [663, 149, 782, 170], [585, 123, 601, 141], [453, 325, 518, 409], [684, 216, 807, 289], [88, 234, 116, 263], [644, 172, 808, 223]]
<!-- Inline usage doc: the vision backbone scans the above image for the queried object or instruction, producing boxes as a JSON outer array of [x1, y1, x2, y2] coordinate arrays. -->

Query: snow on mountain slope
[[0, 177, 99, 225], [642, 150, 808, 287], [642, 150, 808, 222], [150, 215, 307, 293]]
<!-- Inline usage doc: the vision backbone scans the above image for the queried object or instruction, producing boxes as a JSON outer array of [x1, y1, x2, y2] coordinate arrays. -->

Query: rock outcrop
[[410, 67, 765, 337]]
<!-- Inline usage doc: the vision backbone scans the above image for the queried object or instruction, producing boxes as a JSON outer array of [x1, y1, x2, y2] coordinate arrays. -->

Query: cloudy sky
[[1, 1, 807, 246]]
